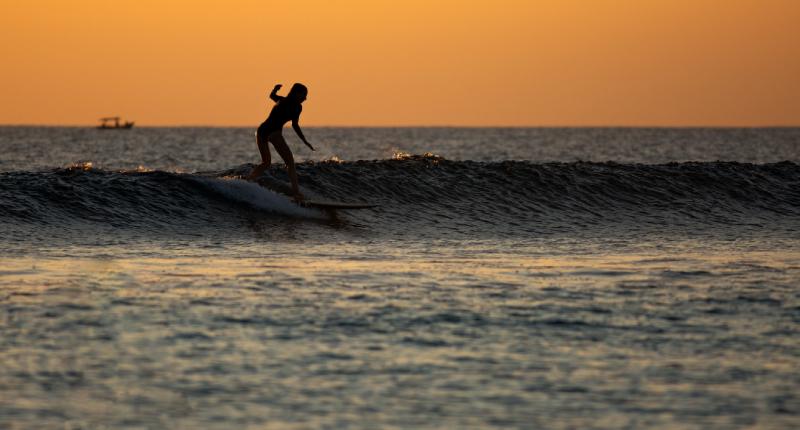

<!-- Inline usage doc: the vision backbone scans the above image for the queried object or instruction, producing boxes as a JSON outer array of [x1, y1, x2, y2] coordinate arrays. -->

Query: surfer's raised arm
[[269, 84, 283, 102], [292, 115, 314, 151]]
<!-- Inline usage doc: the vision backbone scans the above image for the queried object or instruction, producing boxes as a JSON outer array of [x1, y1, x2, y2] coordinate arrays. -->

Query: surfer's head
[[288, 83, 308, 103]]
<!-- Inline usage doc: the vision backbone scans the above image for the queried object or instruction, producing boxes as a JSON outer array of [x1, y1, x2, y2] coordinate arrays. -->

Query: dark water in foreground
[[1, 127, 799, 428]]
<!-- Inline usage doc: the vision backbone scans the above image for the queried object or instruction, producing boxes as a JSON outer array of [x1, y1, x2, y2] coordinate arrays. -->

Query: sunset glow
[[1, 0, 798, 126]]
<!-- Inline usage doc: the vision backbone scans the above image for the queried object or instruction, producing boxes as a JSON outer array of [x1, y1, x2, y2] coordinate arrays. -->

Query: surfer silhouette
[[247, 83, 314, 201]]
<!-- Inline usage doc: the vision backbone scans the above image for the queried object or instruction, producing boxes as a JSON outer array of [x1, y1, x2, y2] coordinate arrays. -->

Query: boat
[[97, 117, 134, 129]]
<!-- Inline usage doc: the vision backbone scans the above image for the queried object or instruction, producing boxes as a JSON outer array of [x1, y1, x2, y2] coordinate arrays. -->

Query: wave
[[2, 156, 800, 236]]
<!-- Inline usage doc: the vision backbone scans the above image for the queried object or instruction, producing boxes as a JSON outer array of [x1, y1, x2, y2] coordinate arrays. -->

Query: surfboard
[[253, 176, 377, 211]]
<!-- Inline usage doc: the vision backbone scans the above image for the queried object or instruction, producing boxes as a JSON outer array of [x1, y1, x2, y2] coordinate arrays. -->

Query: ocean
[[1, 126, 799, 429]]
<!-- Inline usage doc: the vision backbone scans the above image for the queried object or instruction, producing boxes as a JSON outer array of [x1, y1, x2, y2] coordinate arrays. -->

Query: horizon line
[[1, 123, 799, 129]]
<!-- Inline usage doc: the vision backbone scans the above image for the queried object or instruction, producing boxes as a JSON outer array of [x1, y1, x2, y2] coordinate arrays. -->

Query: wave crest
[[2, 158, 799, 233]]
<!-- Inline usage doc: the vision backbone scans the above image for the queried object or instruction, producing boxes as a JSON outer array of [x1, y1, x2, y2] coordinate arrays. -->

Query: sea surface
[[1, 126, 799, 429]]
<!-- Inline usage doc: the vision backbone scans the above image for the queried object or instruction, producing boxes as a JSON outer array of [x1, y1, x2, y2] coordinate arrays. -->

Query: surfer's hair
[[288, 83, 308, 97]]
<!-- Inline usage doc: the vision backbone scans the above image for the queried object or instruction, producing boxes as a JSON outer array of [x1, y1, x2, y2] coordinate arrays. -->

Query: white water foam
[[194, 177, 322, 218]]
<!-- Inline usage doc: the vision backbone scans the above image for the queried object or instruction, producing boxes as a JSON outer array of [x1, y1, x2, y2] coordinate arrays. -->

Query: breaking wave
[[2, 155, 799, 237]]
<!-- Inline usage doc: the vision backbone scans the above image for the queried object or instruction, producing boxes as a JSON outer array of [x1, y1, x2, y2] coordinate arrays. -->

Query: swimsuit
[[258, 100, 302, 136]]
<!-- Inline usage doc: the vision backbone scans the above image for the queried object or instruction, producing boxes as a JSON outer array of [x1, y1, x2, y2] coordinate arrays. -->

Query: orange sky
[[1, 0, 798, 126]]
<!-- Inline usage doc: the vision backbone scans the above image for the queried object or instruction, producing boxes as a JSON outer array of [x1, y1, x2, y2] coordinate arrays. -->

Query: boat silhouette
[[97, 117, 134, 129]]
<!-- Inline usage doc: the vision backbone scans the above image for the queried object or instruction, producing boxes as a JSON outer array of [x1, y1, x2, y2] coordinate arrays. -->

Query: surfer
[[247, 83, 314, 201]]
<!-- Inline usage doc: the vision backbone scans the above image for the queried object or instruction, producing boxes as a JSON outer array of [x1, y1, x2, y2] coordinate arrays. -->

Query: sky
[[1, 0, 798, 126]]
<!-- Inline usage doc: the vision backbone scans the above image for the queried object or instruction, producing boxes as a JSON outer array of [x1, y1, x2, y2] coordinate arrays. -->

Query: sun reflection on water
[[1, 247, 798, 428]]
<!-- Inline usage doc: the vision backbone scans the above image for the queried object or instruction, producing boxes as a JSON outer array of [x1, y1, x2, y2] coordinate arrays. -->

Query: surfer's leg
[[257, 131, 272, 165], [269, 132, 302, 199], [247, 130, 271, 180]]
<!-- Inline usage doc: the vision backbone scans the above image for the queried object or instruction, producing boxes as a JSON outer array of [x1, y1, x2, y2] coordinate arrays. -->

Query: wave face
[[2, 157, 800, 239]]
